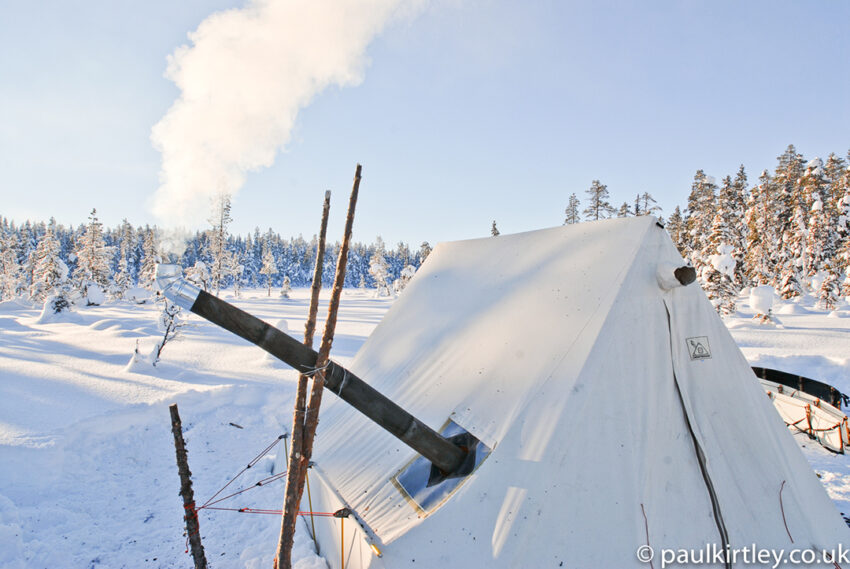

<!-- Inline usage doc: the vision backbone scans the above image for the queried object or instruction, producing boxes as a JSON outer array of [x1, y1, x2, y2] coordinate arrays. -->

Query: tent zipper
[[664, 302, 731, 569]]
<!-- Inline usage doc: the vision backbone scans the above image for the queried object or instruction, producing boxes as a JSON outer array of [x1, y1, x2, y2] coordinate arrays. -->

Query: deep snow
[[0, 288, 849, 567]]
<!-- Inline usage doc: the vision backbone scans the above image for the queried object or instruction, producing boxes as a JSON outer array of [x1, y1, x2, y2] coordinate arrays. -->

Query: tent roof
[[310, 216, 849, 567]]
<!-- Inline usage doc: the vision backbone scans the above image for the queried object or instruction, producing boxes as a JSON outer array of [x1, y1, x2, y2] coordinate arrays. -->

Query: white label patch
[[686, 337, 712, 360]]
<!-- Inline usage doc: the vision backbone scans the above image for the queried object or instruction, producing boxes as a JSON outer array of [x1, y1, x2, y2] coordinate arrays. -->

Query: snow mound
[[125, 287, 153, 304], [749, 285, 775, 316], [775, 302, 811, 315], [0, 299, 31, 312]]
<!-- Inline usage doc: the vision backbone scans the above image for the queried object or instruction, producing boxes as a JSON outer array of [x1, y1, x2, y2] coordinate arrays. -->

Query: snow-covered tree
[[684, 170, 717, 262], [112, 219, 134, 299], [806, 192, 834, 278], [778, 206, 807, 299], [419, 241, 432, 264], [564, 193, 581, 224], [700, 211, 738, 315], [719, 168, 748, 288], [0, 230, 23, 300], [743, 171, 775, 286], [369, 238, 391, 297], [666, 206, 686, 256], [30, 219, 69, 302], [394, 264, 416, 294], [138, 228, 160, 289], [818, 266, 840, 310], [73, 209, 112, 292], [206, 193, 233, 296], [616, 202, 631, 218], [834, 190, 850, 277], [260, 232, 277, 297], [152, 298, 186, 366], [491, 221, 500, 237], [185, 261, 210, 291], [583, 180, 615, 221], [280, 275, 291, 299], [225, 250, 245, 298]]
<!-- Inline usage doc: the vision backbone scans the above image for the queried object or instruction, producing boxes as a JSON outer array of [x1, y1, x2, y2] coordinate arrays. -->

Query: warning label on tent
[[686, 337, 712, 360]]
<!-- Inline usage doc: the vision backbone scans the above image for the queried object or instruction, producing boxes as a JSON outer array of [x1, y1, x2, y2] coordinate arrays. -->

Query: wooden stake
[[275, 165, 361, 568], [276, 190, 332, 566], [169, 404, 208, 569]]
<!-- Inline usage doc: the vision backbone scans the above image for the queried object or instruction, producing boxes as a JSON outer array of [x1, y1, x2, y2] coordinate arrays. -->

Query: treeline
[[0, 200, 431, 304], [562, 144, 850, 315]]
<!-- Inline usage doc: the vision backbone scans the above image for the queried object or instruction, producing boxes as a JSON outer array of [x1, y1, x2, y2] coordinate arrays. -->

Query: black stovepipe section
[[189, 290, 470, 476]]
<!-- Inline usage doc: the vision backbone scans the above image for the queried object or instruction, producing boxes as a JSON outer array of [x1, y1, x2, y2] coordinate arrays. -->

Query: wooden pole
[[276, 190, 332, 567], [275, 165, 361, 568], [169, 404, 208, 569]]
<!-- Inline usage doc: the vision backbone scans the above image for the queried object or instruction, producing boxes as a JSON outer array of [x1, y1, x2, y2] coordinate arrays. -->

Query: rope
[[199, 433, 286, 509], [779, 480, 794, 543], [640, 503, 654, 569], [203, 506, 339, 516], [202, 471, 288, 508], [299, 361, 331, 377], [183, 501, 199, 553], [306, 471, 317, 542]]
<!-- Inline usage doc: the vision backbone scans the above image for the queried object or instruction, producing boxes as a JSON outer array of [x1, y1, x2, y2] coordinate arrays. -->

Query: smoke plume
[[151, 0, 422, 228]]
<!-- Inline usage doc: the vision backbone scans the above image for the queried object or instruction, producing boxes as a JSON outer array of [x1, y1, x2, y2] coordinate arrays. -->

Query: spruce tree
[[666, 206, 687, 256], [717, 172, 747, 286], [279, 275, 291, 298], [206, 193, 233, 296], [684, 170, 717, 269], [806, 192, 834, 279], [564, 193, 581, 224], [700, 210, 738, 315], [582, 180, 615, 221], [73, 208, 112, 292], [818, 265, 840, 310], [743, 171, 775, 286], [617, 202, 631, 218], [824, 153, 847, 206], [260, 231, 278, 297], [419, 241, 432, 264], [30, 219, 69, 302], [491, 221, 500, 236], [778, 206, 806, 299], [113, 219, 134, 298], [139, 228, 160, 289], [369, 238, 391, 297], [0, 230, 23, 300]]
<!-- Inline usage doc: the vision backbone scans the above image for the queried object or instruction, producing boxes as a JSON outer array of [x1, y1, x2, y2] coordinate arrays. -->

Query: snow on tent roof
[[307, 216, 849, 569]]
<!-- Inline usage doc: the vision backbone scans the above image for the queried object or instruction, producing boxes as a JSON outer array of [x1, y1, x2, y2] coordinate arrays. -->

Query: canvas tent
[[303, 216, 849, 568]]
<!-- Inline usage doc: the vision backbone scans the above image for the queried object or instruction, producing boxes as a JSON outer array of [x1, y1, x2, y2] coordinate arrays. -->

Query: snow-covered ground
[[726, 291, 850, 522], [1, 287, 849, 567]]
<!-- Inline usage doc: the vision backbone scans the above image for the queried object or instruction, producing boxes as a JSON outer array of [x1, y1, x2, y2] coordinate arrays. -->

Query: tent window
[[391, 420, 492, 516]]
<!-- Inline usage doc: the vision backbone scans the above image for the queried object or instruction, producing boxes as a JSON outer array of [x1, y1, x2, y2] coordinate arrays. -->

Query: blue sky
[[1, 0, 848, 246]]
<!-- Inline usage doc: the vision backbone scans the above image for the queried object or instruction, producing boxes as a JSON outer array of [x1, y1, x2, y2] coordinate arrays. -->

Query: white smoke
[[151, 0, 423, 228]]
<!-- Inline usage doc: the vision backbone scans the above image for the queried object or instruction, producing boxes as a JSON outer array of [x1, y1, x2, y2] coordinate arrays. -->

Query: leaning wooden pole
[[169, 404, 208, 569], [276, 190, 332, 566], [275, 165, 361, 569]]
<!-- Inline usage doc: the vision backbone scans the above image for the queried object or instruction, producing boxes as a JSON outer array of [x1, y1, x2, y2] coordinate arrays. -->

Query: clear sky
[[1, 0, 848, 247]]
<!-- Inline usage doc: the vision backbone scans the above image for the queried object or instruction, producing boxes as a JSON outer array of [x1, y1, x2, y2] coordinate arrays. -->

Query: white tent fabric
[[305, 216, 849, 568]]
